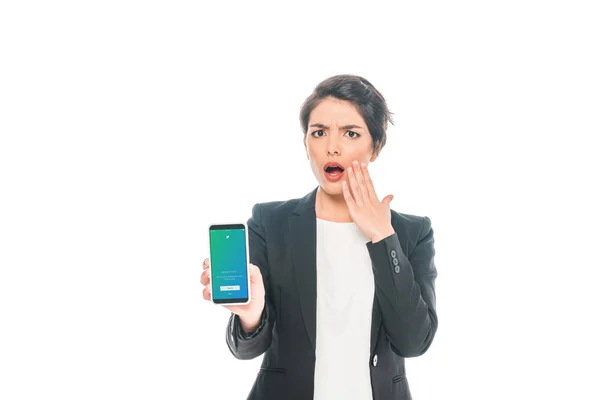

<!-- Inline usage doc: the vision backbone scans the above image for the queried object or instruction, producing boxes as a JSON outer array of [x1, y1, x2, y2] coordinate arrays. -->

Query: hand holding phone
[[201, 223, 265, 325], [201, 258, 265, 325]]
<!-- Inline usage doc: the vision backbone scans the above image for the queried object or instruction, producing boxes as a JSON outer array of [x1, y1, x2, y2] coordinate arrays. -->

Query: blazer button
[[394, 265, 400, 273], [390, 250, 397, 258], [372, 354, 378, 367], [392, 258, 399, 266]]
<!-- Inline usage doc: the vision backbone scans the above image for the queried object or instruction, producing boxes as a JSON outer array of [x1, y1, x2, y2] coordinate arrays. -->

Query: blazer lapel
[[289, 186, 318, 351], [288, 186, 384, 354]]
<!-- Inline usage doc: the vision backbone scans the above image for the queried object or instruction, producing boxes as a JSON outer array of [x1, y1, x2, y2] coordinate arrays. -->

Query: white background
[[1, 1, 599, 399]]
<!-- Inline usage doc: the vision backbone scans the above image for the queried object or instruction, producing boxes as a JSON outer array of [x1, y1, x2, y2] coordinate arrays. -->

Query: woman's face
[[304, 96, 378, 196]]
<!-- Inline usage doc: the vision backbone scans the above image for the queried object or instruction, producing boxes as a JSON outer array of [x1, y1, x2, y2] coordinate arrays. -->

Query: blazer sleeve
[[366, 216, 438, 358], [225, 203, 276, 360]]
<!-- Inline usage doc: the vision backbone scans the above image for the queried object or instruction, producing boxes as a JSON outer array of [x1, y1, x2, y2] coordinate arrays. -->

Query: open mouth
[[325, 166, 344, 174], [324, 162, 345, 173], [323, 162, 345, 181]]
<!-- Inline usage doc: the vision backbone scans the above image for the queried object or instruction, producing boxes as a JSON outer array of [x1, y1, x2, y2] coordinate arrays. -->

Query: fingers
[[359, 162, 378, 202], [201, 258, 211, 301], [351, 160, 368, 201], [200, 267, 210, 286], [347, 164, 364, 206], [351, 160, 370, 202], [342, 180, 356, 211], [201, 258, 211, 285], [202, 284, 211, 301], [249, 263, 263, 284]]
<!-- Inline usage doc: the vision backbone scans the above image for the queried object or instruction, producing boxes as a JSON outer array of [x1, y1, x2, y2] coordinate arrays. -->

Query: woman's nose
[[326, 137, 341, 156]]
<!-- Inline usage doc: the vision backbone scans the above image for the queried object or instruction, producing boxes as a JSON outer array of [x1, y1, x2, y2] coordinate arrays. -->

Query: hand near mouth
[[342, 160, 395, 243]]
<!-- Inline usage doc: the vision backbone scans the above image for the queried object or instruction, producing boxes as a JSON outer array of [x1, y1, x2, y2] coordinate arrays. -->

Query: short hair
[[299, 74, 394, 156]]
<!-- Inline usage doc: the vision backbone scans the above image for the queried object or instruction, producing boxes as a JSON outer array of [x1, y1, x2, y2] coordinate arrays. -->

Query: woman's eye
[[312, 130, 325, 137], [347, 131, 360, 138]]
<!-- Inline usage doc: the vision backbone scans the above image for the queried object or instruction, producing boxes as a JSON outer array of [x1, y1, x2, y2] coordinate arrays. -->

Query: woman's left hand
[[342, 160, 396, 243]]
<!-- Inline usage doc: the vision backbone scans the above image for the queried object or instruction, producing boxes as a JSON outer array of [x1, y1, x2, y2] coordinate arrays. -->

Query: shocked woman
[[201, 74, 438, 400]]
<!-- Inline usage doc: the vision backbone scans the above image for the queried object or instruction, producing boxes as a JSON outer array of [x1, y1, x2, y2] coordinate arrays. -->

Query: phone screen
[[209, 224, 249, 304]]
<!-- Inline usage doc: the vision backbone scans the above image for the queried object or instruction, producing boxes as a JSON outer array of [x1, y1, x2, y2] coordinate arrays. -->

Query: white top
[[313, 218, 375, 400]]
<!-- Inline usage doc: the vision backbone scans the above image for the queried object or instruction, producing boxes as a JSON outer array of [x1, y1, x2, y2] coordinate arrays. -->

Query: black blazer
[[225, 186, 438, 400]]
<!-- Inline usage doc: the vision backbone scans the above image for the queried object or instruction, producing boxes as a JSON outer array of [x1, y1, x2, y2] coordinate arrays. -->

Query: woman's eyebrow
[[309, 123, 363, 130]]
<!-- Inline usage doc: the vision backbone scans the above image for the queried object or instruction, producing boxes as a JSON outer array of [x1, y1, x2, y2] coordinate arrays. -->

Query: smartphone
[[208, 223, 251, 305]]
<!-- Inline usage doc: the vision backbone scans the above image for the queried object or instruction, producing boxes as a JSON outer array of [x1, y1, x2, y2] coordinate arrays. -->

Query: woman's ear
[[370, 149, 379, 163]]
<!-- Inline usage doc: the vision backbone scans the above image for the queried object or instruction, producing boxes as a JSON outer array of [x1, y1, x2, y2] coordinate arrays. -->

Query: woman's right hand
[[200, 258, 266, 331]]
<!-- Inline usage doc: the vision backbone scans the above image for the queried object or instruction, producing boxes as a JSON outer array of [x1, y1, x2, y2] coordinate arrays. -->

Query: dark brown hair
[[299, 74, 394, 156]]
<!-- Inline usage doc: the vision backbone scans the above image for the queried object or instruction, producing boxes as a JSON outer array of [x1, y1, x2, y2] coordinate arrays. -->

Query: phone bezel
[[208, 222, 251, 306]]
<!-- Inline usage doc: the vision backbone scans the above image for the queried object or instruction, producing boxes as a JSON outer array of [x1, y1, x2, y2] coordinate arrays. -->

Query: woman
[[200, 74, 438, 400]]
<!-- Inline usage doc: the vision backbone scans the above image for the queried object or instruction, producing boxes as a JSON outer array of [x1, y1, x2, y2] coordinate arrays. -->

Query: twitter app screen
[[209, 225, 249, 303]]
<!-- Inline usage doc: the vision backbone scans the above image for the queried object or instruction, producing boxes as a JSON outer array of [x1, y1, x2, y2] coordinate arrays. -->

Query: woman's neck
[[315, 186, 353, 222]]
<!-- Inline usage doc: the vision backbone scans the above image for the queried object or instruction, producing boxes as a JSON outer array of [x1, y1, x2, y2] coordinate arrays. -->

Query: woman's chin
[[320, 181, 344, 195]]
